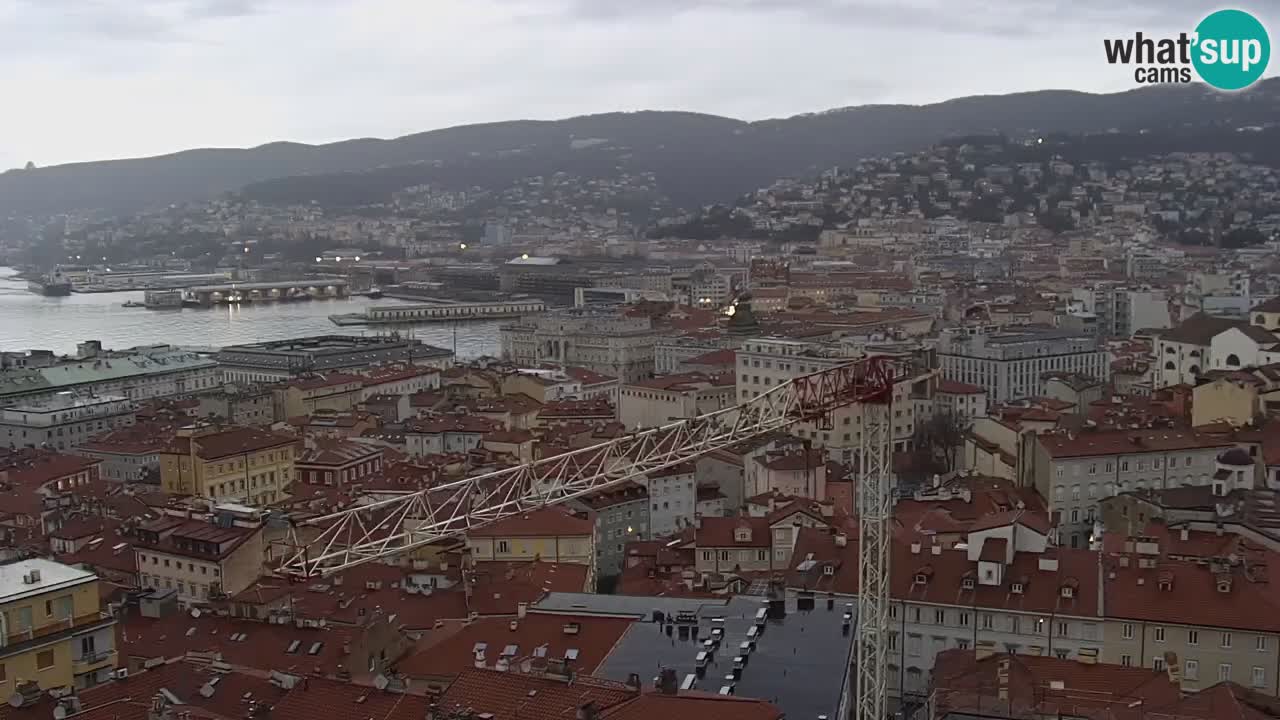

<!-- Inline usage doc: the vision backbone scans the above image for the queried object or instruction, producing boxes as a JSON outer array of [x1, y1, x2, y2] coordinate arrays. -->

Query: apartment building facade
[[133, 509, 267, 602], [568, 482, 650, 578], [937, 327, 1108, 403], [789, 518, 1104, 702], [295, 441, 383, 486], [465, 507, 594, 583], [0, 559, 118, 692], [0, 393, 135, 452], [0, 348, 221, 406], [158, 425, 297, 505], [735, 338, 934, 461], [644, 463, 697, 537], [1100, 544, 1280, 694], [618, 372, 735, 429], [1070, 285, 1171, 338], [1025, 429, 1233, 549], [500, 308, 662, 383]]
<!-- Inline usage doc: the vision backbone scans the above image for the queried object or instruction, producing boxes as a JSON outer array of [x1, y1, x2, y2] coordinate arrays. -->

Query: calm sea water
[[0, 267, 501, 357]]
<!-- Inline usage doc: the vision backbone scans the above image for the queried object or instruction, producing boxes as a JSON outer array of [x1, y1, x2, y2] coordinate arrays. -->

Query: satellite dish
[[54, 706, 67, 720], [199, 684, 216, 698], [191, 608, 201, 618], [373, 674, 389, 691]]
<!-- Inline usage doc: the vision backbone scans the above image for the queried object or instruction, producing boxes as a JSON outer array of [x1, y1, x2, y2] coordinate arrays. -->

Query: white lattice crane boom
[[276, 355, 908, 720]]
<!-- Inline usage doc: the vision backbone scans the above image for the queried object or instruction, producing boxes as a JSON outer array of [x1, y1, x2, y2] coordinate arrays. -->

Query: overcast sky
[[0, 0, 1274, 171]]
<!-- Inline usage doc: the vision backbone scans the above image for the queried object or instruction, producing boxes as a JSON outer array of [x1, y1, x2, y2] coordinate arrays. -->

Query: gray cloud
[[0, 0, 1273, 172]]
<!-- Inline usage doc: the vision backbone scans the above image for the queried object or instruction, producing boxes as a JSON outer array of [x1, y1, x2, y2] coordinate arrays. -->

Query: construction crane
[[276, 355, 907, 719]]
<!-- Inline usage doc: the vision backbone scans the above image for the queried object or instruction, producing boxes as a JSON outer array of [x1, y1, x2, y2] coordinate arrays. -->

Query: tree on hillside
[[911, 410, 972, 475], [1222, 227, 1267, 249]]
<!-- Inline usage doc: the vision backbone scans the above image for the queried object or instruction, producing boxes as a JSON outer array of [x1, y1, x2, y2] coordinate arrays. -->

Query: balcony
[[1, 612, 113, 651], [73, 649, 116, 668]]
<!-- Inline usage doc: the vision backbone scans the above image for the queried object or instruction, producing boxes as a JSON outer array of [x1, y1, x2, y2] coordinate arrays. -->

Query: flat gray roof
[[534, 592, 727, 618], [559, 594, 857, 719], [0, 559, 95, 604]]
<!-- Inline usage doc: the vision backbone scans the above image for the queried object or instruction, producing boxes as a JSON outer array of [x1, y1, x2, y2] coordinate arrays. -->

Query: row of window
[[141, 574, 215, 598], [893, 604, 1099, 640], [1059, 455, 1201, 477], [138, 553, 221, 576], [700, 549, 774, 563], [1, 594, 74, 633], [1130, 655, 1268, 687], [1121, 623, 1268, 651]]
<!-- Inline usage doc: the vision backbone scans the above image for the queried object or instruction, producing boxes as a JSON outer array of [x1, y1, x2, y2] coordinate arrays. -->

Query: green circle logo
[[1192, 9, 1271, 90]]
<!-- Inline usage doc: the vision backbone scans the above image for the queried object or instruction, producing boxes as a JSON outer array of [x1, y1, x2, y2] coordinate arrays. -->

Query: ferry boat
[[27, 268, 72, 296], [143, 289, 184, 309]]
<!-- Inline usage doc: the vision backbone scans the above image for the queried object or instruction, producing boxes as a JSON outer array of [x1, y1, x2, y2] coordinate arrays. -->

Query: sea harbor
[[0, 268, 502, 357], [328, 298, 545, 326]]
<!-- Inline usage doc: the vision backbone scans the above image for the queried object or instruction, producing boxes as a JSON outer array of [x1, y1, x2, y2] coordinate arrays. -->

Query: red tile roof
[[0, 450, 101, 488], [576, 481, 648, 509], [788, 533, 1100, 617], [931, 649, 1180, 720], [1103, 552, 1280, 632], [398, 612, 633, 679], [978, 537, 1008, 562], [296, 439, 381, 466], [627, 372, 734, 391], [360, 364, 439, 383], [287, 372, 365, 390], [681, 349, 737, 368], [467, 562, 590, 615], [564, 366, 618, 385], [117, 607, 367, 676], [755, 449, 825, 471], [0, 659, 288, 720], [937, 379, 985, 394], [695, 517, 770, 548], [466, 506, 592, 538], [436, 668, 637, 720], [969, 509, 1053, 535], [267, 675, 430, 720], [134, 517, 257, 560], [539, 399, 615, 418], [484, 429, 536, 444], [166, 427, 297, 460], [1037, 429, 1231, 458], [603, 693, 783, 720]]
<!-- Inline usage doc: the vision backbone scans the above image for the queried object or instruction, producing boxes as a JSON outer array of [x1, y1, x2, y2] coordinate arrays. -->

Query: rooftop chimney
[[910, 541, 922, 555], [1164, 651, 1182, 688], [657, 668, 679, 695]]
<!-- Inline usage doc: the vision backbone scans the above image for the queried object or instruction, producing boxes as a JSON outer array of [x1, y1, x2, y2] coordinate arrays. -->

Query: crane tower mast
[[276, 356, 906, 719]]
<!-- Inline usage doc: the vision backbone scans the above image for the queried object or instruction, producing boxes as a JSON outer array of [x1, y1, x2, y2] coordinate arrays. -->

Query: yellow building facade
[[0, 559, 117, 693], [160, 426, 297, 504]]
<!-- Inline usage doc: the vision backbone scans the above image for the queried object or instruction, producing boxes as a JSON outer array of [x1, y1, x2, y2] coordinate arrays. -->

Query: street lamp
[[354, 256, 361, 262], [315, 257, 323, 263], [459, 243, 468, 250]]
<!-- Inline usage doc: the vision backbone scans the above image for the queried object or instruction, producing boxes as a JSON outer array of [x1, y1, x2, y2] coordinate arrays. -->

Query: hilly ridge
[[3, 80, 1278, 215]]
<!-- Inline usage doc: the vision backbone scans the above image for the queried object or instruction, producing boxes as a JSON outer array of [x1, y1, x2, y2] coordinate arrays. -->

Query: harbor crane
[[276, 355, 908, 719]]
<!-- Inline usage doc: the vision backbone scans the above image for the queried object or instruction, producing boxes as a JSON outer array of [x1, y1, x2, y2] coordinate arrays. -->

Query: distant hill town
[[1, 78, 1278, 216]]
